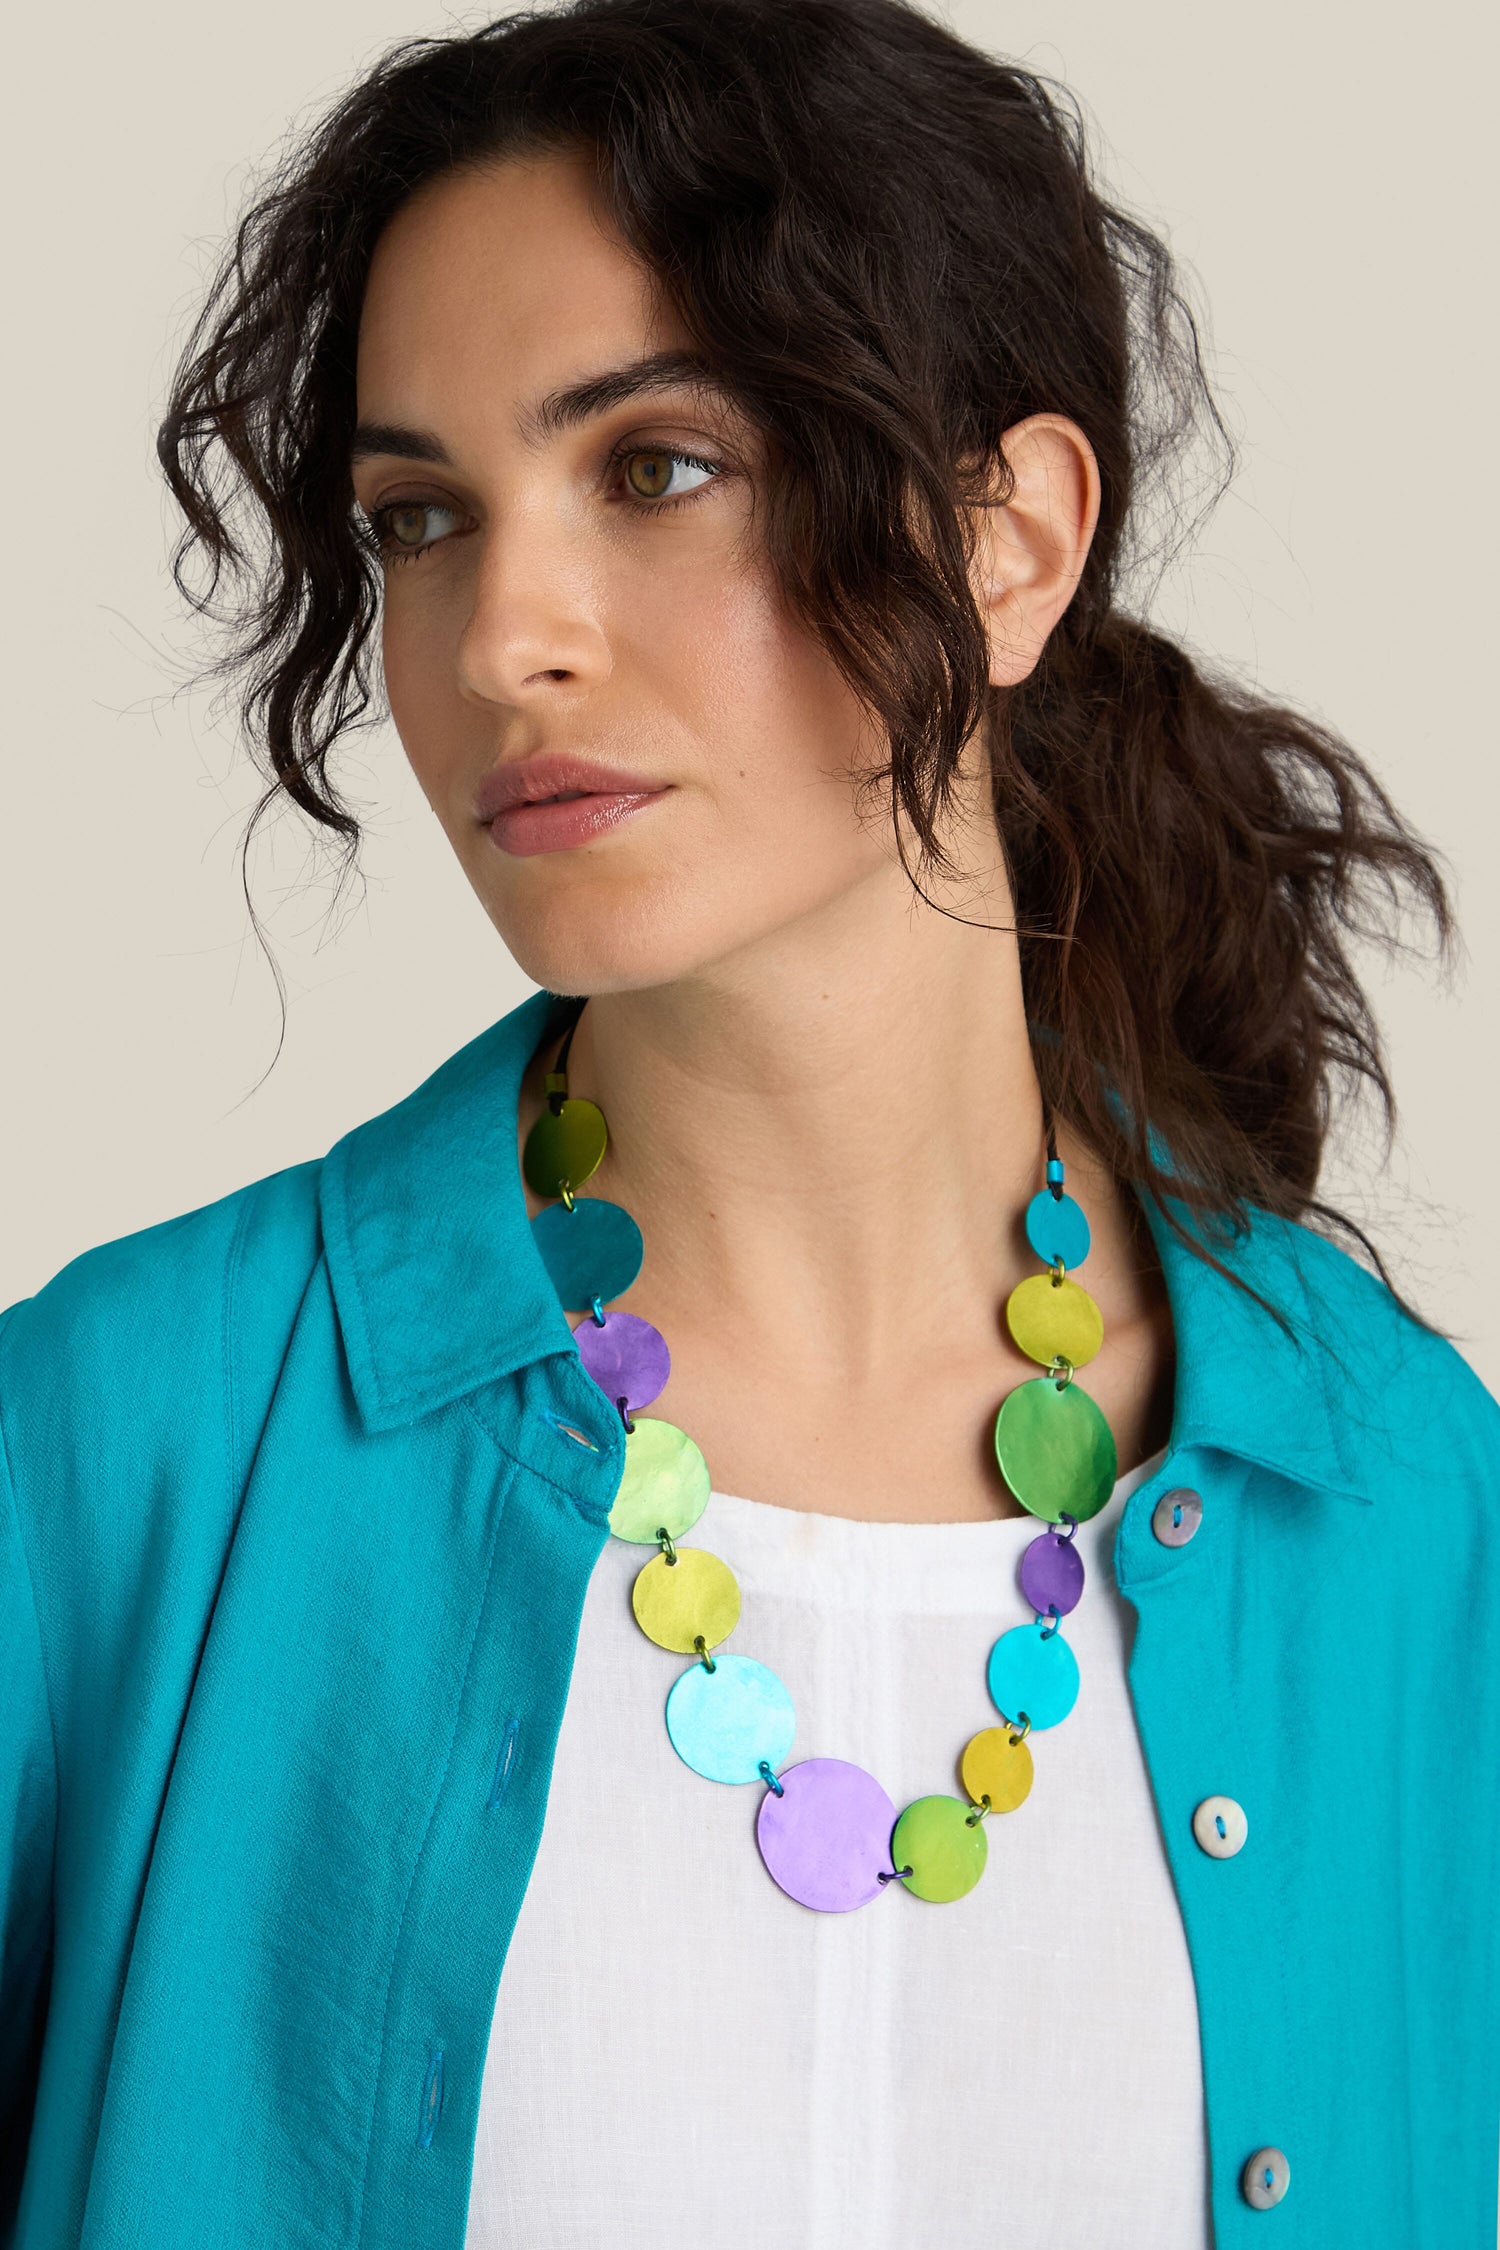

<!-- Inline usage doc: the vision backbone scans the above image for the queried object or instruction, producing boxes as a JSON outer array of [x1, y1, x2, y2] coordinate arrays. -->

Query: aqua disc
[[607, 1417, 711, 1543], [666, 1651, 796, 1784], [523, 1097, 607, 1199], [1024, 1188, 1091, 1269], [631, 1545, 741, 1653], [532, 1196, 643, 1311], [756, 1757, 899, 1912], [890, 1794, 988, 1902], [987, 1617, 1080, 1729], [993, 1374, 1117, 1522]]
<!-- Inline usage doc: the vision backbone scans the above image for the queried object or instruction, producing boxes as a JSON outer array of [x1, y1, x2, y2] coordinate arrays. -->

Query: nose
[[456, 503, 613, 709]]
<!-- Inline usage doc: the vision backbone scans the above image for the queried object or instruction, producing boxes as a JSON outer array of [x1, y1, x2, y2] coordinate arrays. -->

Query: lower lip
[[485, 788, 671, 857]]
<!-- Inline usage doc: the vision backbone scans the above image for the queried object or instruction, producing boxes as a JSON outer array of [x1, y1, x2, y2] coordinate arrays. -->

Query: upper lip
[[474, 752, 670, 821]]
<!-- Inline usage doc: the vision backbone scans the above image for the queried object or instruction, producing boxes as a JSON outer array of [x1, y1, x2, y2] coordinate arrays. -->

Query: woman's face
[[352, 146, 1085, 996]]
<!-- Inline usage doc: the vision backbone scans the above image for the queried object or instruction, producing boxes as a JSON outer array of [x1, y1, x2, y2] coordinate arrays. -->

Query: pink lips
[[474, 752, 672, 858]]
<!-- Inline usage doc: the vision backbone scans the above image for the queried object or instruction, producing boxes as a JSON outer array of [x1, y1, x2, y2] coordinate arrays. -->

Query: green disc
[[631, 1546, 741, 1653], [1005, 1272, 1103, 1369], [993, 1374, 1117, 1523], [523, 1096, 607, 1199], [890, 1794, 988, 1903], [608, 1416, 712, 1544]]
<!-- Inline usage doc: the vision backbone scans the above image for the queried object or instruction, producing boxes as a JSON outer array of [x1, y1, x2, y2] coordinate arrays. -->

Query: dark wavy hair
[[155, 0, 1451, 1319]]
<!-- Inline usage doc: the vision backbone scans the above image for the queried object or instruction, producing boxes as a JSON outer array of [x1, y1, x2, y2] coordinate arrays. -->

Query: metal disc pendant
[[665, 1651, 796, 1784], [993, 1374, 1117, 1522], [532, 1197, 643, 1311], [987, 1617, 1080, 1729], [608, 1417, 711, 1543], [523, 1096, 608, 1199], [960, 1725, 1034, 1813], [631, 1546, 741, 1653], [573, 1309, 670, 1412], [1019, 1526, 1086, 1617], [1005, 1272, 1103, 1369], [756, 1757, 899, 1912], [1024, 1187, 1091, 1269], [890, 1794, 988, 1903]]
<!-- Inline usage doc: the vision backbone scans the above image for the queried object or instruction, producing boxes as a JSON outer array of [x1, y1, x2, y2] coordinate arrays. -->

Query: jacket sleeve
[[0, 1303, 56, 2234]]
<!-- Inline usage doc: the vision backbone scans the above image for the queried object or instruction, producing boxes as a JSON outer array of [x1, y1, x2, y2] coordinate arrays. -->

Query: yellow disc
[[1005, 1272, 1103, 1369], [961, 1725, 1035, 1813], [631, 1546, 741, 1653], [607, 1416, 711, 1543]]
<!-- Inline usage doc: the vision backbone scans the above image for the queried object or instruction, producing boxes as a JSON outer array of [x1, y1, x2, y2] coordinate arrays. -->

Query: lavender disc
[[1018, 1528, 1086, 1619], [573, 1310, 671, 1413], [757, 1757, 899, 1913]]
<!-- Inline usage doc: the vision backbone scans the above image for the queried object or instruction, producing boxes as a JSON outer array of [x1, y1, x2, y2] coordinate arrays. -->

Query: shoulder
[[0, 1157, 324, 1495], [1271, 1210, 1500, 1483]]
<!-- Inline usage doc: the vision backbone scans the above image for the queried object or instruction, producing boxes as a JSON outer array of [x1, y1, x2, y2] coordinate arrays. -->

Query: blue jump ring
[[757, 1759, 785, 1796]]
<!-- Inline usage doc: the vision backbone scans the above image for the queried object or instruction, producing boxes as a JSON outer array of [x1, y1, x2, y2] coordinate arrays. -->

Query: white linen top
[[466, 1446, 1211, 2247]]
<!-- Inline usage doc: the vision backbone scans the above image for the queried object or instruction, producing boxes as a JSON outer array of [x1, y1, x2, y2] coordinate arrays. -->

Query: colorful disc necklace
[[523, 998, 1119, 1911]]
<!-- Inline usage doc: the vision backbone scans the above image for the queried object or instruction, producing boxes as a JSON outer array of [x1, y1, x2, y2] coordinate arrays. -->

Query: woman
[[2, 0, 1496, 2243]]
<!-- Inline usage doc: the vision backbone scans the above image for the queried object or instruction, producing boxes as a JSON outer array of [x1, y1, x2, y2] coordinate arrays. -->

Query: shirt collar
[[318, 985, 1371, 1505]]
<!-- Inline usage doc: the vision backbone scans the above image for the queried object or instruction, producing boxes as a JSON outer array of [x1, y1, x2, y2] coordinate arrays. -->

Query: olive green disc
[[631, 1545, 742, 1653], [993, 1375, 1117, 1523], [607, 1416, 712, 1544], [523, 1096, 608, 1199], [960, 1725, 1035, 1814], [890, 1794, 988, 1903], [1005, 1271, 1103, 1369]]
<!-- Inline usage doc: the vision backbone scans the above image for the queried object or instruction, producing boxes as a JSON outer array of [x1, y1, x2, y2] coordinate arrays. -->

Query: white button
[[1193, 1795, 1248, 1857], [1241, 2146, 1290, 2208], [1152, 1486, 1202, 1546]]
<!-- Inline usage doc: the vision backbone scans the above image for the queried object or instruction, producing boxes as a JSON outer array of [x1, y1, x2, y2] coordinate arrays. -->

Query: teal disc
[[532, 1196, 643, 1310], [987, 1617, 1080, 1729], [523, 1096, 607, 1199], [994, 1374, 1117, 1523], [1024, 1188, 1091, 1269], [665, 1651, 796, 1783], [890, 1794, 988, 1902], [608, 1417, 711, 1543]]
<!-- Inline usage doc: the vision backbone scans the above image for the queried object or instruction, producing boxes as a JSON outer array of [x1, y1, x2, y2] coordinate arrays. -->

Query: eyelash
[[360, 442, 726, 568]]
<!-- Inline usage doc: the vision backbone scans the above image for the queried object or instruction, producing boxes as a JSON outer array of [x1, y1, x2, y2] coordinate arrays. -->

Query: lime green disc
[[523, 1096, 607, 1199], [1005, 1271, 1103, 1369], [960, 1725, 1034, 1813], [631, 1546, 741, 1653], [890, 1794, 988, 1903], [994, 1374, 1117, 1522], [608, 1416, 711, 1544]]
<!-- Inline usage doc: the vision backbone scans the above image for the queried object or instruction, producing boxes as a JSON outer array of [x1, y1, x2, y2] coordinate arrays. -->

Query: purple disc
[[756, 1757, 899, 1912], [572, 1310, 671, 1413], [1018, 1527, 1086, 1619]]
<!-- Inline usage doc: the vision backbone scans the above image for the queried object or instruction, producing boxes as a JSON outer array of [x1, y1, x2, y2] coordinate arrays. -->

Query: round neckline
[[669, 1447, 1168, 1615]]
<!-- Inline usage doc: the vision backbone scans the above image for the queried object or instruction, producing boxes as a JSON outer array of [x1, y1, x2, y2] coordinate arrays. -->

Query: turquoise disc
[[1024, 1188, 1091, 1270], [994, 1374, 1117, 1522], [665, 1652, 797, 1783], [532, 1196, 643, 1310], [987, 1617, 1080, 1729]]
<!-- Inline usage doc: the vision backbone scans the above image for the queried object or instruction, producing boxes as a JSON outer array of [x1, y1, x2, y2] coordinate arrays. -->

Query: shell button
[[1192, 1794, 1248, 1858], [1241, 2146, 1291, 2208], [1152, 1486, 1203, 1546]]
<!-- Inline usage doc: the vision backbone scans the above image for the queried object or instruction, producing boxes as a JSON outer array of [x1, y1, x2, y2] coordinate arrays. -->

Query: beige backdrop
[[2, 1, 1495, 1388]]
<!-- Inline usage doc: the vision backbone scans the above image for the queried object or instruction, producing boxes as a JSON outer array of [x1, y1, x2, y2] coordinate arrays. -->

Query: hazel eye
[[618, 448, 722, 506], [363, 500, 463, 565]]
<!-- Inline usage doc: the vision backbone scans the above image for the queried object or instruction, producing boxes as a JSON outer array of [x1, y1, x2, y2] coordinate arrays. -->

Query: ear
[[965, 414, 1102, 688]]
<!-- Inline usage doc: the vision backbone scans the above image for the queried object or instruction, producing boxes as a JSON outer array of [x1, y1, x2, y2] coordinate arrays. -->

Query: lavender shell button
[[757, 1757, 899, 1912], [573, 1309, 671, 1413], [1019, 1527, 1086, 1618]]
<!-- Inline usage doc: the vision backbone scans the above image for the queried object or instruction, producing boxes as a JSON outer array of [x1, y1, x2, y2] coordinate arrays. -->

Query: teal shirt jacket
[[2, 983, 1498, 2246]]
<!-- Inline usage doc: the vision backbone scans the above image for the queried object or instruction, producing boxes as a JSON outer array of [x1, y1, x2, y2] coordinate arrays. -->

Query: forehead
[[357, 148, 671, 411]]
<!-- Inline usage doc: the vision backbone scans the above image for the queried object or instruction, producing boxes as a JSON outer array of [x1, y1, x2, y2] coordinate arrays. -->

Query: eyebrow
[[349, 347, 732, 467]]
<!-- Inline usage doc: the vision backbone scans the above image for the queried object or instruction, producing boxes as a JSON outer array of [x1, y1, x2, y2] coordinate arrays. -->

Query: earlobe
[[971, 414, 1101, 689]]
